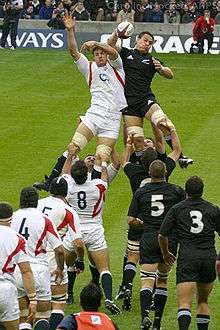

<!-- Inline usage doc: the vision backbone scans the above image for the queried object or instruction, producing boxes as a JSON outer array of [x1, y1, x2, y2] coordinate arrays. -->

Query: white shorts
[[80, 110, 121, 140], [14, 263, 51, 301], [63, 226, 107, 252], [0, 279, 19, 322], [47, 252, 68, 286]]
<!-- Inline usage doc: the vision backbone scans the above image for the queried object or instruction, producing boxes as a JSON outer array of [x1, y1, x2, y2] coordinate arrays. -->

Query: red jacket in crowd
[[193, 15, 215, 40]]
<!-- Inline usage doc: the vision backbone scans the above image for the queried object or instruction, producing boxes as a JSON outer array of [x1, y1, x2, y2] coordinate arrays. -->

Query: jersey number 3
[[190, 210, 204, 234]]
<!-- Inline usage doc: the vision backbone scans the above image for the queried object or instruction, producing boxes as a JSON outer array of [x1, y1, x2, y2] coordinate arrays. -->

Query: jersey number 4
[[190, 210, 204, 234], [19, 218, 30, 240]]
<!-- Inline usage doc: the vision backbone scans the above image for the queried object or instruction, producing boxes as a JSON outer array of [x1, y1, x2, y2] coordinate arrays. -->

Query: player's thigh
[[196, 282, 214, 304], [0, 281, 19, 326], [97, 136, 116, 149], [31, 264, 51, 303], [177, 282, 196, 309], [51, 284, 67, 311], [89, 248, 110, 273], [72, 122, 94, 144], [2, 320, 19, 330], [123, 115, 143, 128]]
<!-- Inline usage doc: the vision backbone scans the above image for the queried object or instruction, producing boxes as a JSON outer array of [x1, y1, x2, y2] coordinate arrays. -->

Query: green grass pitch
[[0, 49, 220, 329]]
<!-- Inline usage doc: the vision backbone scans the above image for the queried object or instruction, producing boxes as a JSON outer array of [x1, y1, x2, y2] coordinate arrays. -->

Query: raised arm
[[81, 40, 119, 60], [63, 13, 81, 61], [121, 135, 133, 168], [107, 30, 121, 52], [151, 123, 165, 154]]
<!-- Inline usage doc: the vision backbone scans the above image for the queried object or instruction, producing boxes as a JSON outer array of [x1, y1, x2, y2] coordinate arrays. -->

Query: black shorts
[[128, 226, 143, 241], [176, 252, 217, 284], [121, 94, 158, 118], [140, 231, 178, 265]]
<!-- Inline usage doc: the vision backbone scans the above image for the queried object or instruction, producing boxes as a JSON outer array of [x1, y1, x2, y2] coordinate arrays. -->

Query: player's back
[[11, 207, 60, 265], [0, 225, 25, 277], [66, 179, 108, 229], [168, 198, 220, 253], [134, 181, 185, 231]]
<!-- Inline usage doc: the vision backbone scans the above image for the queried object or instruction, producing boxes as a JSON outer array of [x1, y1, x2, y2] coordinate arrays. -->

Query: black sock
[[123, 262, 136, 289], [34, 319, 50, 330], [100, 271, 112, 301], [67, 269, 76, 295], [47, 154, 67, 183], [121, 252, 128, 286], [178, 308, 191, 330], [140, 288, 153, 320], [89, 263, 100, 286], [153, 287, 168, 328], [49, 310, 64, 330], [196, 314, 210, 330]]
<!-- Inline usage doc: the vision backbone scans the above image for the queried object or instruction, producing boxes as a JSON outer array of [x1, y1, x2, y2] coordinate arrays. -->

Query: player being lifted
[[62, 14, 127, 162], [107, 29, 193, 168]]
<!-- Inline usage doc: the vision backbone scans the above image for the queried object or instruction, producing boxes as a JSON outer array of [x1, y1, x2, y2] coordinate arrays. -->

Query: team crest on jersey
[[142, 59, 150, 64], [91, 315, 101, 325], [99, 73, 109, 82]]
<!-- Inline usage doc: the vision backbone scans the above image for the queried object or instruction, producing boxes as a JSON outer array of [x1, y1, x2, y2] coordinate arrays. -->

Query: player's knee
[[127, 126, 144, 138], [96, 144, 112, 158], [71, 132, 88, 150], [150, 109, 166, 126], [156, 269, 170, 284], [51, 293, 67, 304], [35, 310, 51, 319], [140, 270, 156, 282]]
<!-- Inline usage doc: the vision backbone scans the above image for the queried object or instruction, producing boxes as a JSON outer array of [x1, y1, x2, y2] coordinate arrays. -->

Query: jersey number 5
[[151, 195, 164, 217], [19, 218, 30, 240], [190, 210, 204, 234]]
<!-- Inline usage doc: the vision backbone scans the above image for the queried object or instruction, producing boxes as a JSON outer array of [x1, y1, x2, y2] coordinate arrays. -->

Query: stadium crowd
[[1, 13, 220, 330], [0, 0, 220, 23]]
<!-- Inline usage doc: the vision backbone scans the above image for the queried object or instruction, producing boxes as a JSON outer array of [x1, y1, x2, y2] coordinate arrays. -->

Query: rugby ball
[[116, 22, 134, 39]]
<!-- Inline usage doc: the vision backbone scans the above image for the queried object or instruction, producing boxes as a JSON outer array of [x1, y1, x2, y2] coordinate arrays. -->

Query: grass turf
[[0, 49, 220, 329]]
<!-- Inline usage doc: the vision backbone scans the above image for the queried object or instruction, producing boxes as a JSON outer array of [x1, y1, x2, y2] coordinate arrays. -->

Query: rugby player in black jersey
[[128, 159, 185, 329], [108, 30, 193, 168], [159, 176, 220, 330]]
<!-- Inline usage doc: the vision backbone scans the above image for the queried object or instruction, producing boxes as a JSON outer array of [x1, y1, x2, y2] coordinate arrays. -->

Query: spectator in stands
[[71, 0, 89, 20], [47, 1, 66, 29], [39, 0, 54, 19], [57, 283, 120, 329], [196, 0, 211, 16], [149, 2, 164, 22], [135, 0, 152, 22], [190, 9, 215, 53], [32, 0, 40, 17], [164, 0, 180, 23], [20, 3, 34, 18], [212, 0, 220, 23], [105, 0, 121, 21], [90, 0, 106, 21], [116, 1, 135, 22], [187, 3, 199, 22], [62, 0, 72, 11]]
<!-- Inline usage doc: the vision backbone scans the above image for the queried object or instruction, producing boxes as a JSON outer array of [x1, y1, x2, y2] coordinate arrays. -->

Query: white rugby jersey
[[75, 54, 127, 114], [62, 175, 108, 230], [11, 208, 62, 266], [0, 225, 28, 278], [37, 196, 82, 243]]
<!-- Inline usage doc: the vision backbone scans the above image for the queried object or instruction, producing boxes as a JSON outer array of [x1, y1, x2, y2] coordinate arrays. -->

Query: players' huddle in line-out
[[1, 14, 220, 330]]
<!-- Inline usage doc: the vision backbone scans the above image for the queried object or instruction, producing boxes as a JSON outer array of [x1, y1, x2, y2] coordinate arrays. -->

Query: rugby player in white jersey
[[11, 187, 65, 330], [61, 148, 120, 315], [0, 202, 36, 330], [37, 177, 84, 330], [62, 13, 127, 162]]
